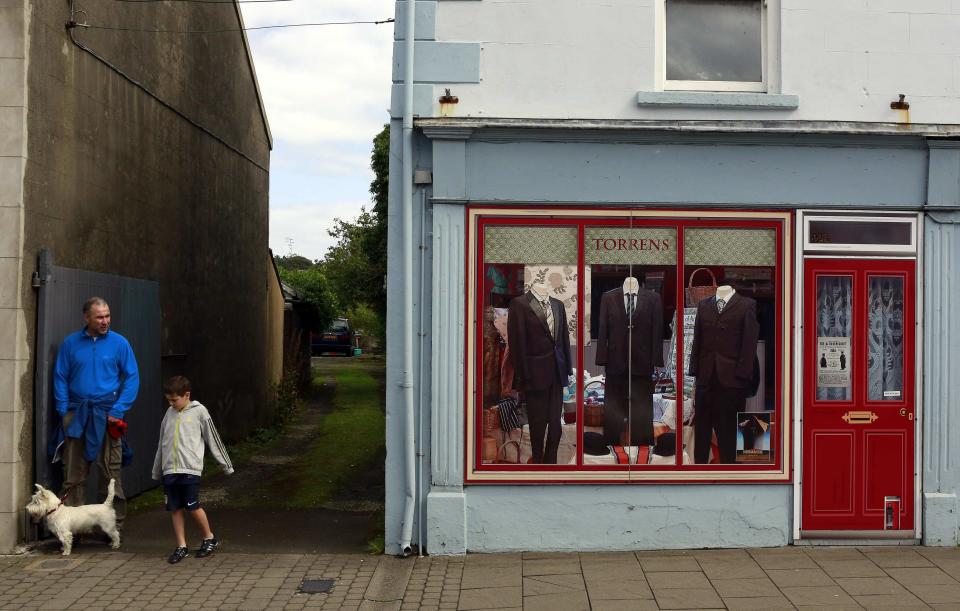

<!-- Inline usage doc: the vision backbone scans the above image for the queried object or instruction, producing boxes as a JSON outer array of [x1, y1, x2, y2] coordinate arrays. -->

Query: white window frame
[[655, 0, 778, 94], [802, 214, 918, 255]]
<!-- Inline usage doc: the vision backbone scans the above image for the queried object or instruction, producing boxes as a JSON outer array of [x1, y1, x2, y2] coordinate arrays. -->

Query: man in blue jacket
[[54, 297, 139, 530]]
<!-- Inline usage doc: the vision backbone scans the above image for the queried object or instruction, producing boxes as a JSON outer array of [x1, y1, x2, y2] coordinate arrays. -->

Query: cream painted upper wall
[[435, 0, 960, 123]]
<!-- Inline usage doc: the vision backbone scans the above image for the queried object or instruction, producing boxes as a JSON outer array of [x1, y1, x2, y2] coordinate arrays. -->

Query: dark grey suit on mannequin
[[595, 287, 664, 446], [688, 293, 760, 464], [507, 292, 573, 464]]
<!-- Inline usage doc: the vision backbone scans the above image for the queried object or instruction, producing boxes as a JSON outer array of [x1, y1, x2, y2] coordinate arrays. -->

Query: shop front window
[[469, 210, 790, 482]]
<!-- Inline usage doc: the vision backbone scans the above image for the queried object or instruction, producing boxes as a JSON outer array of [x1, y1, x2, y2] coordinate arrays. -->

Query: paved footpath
[[4, 545, 960, 610]]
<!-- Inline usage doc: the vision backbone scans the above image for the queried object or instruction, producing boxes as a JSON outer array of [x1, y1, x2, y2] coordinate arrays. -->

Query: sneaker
[[167, 546, 189, 564], [196, 537, 219, 558]]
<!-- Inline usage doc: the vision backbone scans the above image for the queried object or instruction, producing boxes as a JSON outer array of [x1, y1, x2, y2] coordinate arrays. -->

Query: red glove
[[107, 419, 128, 439]]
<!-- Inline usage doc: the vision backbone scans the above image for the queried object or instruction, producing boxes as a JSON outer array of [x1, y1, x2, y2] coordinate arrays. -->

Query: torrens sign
[[591, 237, 672, 252], [584, 228, 678, 265]]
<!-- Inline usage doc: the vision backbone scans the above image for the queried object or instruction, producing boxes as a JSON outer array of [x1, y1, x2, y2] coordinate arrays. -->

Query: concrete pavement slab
[[709, 576, 781, 598], [646, 570, 712, 589], [835, 576, 912, 596], [852, 593, 929, 609], [455, 585, 520, 610], [653, 586, 724, 609], [817, 559, 889, 578], [781, 584, 860, 607], [637, 555, 701, 572], [699, 559, 766, 579], [521, 557, 581, 576], [887, 567, 960, 585], [521, 590, 590, 611], [722, 595, 795, 610], [766, 567, 837, 587], [521, 572, 585, 595], [584, 578, 653, 600]]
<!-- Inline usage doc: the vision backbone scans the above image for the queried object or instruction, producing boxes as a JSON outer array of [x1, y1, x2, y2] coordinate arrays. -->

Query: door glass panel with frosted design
[[867, 276, 904, 401], [815, 276, 852, 401]]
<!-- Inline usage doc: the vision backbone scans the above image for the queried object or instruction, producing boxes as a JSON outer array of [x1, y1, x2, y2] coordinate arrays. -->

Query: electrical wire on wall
[[64, 0, 393, 170]]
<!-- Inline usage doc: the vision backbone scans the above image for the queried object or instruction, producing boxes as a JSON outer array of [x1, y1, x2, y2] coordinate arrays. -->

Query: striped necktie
[[627, 293, 636, 317], [540, 299, 555, 337]]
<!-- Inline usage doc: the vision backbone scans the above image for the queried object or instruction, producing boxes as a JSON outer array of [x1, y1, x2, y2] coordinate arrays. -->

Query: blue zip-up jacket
[[53, 328, 140, 419]]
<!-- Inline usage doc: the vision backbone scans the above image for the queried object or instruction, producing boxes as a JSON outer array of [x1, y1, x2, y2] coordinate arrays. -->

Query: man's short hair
[[83, 297, 109, 314], [163, 376, 192, 396]]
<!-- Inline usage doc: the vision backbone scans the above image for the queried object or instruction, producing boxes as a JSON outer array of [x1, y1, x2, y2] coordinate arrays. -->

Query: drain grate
[[299, 579, 335, 594]]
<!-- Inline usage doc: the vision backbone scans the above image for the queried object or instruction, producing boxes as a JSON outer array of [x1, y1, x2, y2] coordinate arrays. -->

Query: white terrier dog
[[25, 479, 121, 555]]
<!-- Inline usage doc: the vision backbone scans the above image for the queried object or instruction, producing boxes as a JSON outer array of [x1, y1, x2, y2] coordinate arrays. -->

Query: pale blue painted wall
[[385, 127, 960, 554]]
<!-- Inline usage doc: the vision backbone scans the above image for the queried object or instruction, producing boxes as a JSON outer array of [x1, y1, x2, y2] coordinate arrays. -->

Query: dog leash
[[47, 484, 79, 516]]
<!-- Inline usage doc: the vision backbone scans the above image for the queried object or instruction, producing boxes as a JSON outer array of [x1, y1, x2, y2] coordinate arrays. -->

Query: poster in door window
[[817, 336, 850, 388]]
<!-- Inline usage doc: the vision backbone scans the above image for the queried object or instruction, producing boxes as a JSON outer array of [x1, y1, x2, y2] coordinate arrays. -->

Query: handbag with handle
[[685, 267, 718, 307]]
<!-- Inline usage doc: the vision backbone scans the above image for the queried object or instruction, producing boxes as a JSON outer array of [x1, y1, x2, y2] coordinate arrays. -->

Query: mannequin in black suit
[[688, 286, 760, 464], [595, 278, 664, 446], [507, 285, 573, 464]]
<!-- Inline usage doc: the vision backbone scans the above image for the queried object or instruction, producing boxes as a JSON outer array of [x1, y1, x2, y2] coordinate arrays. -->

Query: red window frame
[[465, 207, 793, 484]]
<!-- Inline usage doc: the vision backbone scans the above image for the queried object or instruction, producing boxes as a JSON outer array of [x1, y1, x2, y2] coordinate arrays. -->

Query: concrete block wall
[[0, 0, 28, 552]]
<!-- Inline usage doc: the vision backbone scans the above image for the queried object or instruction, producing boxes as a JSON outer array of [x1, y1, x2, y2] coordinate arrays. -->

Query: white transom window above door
[[656, 0, 779, 93]]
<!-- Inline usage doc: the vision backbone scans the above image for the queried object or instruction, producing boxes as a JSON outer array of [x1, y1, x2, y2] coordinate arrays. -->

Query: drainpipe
[[399, 0, 417, 557]]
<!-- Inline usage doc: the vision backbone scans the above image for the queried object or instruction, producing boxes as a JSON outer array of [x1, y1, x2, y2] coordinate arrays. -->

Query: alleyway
[[120, 356, 386, 556]]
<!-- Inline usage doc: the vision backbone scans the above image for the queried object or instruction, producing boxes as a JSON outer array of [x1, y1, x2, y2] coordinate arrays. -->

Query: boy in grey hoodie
[[152, 376, 234, 564]]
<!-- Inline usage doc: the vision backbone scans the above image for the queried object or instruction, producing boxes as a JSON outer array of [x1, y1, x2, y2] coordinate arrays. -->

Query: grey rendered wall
[[922, 141, 960, 545], [20, 0, 273, 452], [384, 122, 434, 555]]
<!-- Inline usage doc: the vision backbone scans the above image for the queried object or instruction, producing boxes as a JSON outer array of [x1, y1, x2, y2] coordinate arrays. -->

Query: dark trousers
[[694, 375, 746, 464], [61, 411, 127, 528], [603, 374, 654, 446], [526, 381, 563, 464]]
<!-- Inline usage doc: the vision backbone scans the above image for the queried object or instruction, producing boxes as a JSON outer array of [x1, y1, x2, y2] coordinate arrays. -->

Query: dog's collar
[[45, 503, 62, 517]]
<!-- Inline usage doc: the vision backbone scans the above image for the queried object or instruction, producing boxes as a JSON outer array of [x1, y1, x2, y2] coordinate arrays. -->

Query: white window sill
[[637, 91, 799, 110]]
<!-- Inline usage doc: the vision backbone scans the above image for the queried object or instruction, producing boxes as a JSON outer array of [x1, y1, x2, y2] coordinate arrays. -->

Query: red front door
[[801, 258, 916, 534]]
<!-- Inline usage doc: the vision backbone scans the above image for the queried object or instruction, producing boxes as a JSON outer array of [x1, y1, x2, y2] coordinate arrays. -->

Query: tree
[[319, 126, 389, 340], [274, 254, 315, 271], [278, 266, 338, 334]]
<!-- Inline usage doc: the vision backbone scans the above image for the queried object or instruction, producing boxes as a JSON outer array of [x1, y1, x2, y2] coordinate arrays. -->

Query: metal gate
[[33, 250, 161, 500]]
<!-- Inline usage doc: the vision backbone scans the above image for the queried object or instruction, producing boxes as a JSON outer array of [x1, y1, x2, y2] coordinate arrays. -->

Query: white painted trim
[[793, 210, 923, 542], [914, 212, 924, 541], [658, 0, 776, 94], [803, 215, 918, 255], [793, 211, 804, 542]]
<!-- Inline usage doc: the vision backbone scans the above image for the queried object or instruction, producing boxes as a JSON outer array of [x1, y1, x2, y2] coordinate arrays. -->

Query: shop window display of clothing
[[688, 287, 760, 464], [595, 278, 665, 447], [507, 286, 573, 464]]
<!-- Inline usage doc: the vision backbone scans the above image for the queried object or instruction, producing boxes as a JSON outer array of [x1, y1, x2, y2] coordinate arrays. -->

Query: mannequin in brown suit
[[507, 288, 573, 464], [595, 280, 664, 446], [688, 287, 760, 464]]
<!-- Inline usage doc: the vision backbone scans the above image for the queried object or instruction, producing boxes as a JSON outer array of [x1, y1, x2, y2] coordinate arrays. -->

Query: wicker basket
[[495, 439, 522, 464], [483, 406, 500, 435], [685, 267, 717, 307], [584, 404, 603, 427]]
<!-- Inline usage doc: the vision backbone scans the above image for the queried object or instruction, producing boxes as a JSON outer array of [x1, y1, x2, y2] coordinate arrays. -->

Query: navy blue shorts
[[162, 474, 201, 512]]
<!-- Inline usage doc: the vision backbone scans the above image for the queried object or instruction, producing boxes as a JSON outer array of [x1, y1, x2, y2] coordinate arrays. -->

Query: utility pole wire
[[79, 18, 395, 33]]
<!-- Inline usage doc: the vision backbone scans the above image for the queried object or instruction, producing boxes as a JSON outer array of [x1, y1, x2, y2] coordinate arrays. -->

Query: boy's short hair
[[163, 376, 192, 396]]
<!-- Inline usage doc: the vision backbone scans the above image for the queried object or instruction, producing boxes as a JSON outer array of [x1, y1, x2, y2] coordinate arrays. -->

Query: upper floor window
[[663, 0, 766, 92]]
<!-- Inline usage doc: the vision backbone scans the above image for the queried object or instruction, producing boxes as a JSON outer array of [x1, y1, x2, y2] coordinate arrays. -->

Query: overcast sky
[[239, 0, 395, 262]]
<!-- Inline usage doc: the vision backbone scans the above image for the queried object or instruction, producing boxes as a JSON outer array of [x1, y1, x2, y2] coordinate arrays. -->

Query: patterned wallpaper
[[484, 226, 578, 264], [684, 228, 776, 266]]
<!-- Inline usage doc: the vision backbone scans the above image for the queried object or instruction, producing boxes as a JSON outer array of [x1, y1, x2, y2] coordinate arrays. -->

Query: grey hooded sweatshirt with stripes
[[151, 400, 234, 479]]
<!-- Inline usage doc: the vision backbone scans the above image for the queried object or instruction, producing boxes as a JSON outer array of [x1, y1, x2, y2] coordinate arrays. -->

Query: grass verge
[[263, 362, 384, 509]]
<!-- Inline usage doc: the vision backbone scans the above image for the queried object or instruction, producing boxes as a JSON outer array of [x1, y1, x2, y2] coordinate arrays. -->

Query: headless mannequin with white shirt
[[507, 281, 572, 463], [689, 284, 760, 464], [595, 276, 664, 447]]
